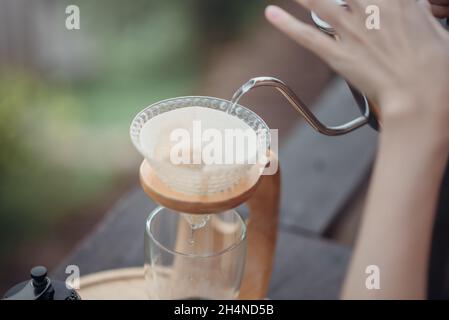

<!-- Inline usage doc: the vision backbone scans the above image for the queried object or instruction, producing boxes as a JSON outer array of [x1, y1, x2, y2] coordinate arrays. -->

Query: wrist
[[378, 95, 449, 153]]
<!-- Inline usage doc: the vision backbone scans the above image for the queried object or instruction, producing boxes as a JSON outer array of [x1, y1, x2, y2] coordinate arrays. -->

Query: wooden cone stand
[[78, 152, 280, 300]]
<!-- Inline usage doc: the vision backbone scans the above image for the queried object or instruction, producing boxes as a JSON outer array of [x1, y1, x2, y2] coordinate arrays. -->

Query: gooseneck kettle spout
[[231, 76, 376, 136]]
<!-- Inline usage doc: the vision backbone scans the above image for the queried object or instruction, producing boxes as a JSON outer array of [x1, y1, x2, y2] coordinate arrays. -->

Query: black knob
[[3, 265, 80, 300], [31, 266, 48, 287]]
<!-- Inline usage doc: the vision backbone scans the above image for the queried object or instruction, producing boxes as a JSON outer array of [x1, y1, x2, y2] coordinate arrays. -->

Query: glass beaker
[[144, 207, 247, 299]]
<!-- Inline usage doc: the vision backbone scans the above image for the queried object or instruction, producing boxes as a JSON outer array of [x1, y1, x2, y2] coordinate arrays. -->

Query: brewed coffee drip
[[182, 213, 211, 245]]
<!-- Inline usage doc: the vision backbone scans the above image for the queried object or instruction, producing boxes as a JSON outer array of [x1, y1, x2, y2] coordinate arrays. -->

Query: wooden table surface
[[53, 79, 377, 299]]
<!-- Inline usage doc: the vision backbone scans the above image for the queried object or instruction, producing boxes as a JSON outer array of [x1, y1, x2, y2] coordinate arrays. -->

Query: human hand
[[265, 0, 449, 134], [429, 0, 449, 18]]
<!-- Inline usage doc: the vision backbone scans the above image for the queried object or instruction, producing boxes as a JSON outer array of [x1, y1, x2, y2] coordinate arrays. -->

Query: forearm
[[342, 110, 449, 299], [263, 0, 449, 299]]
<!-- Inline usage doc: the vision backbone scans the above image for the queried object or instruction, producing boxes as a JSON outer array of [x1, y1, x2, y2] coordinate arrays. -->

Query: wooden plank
[[52, 188, 156, 279], [325, 175, 370, 246], [269, 231, 350, 299], [278, 79, 378, 234]]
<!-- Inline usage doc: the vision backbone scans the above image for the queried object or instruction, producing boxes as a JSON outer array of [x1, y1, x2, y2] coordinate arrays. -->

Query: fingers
[[265, 5, 341, 61], [343, 0, 364, 14]]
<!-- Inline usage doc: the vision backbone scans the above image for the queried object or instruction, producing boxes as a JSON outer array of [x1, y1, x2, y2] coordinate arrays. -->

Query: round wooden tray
[[78, 267, 271, 300], [78, 267, 147, 300]]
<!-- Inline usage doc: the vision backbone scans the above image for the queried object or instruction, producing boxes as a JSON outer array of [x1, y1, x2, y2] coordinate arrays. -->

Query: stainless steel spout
[[231, 76, 372, 136]]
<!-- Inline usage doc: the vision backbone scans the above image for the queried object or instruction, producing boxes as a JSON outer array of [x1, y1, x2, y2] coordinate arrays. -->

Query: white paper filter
[[139, 106, 261, 195]]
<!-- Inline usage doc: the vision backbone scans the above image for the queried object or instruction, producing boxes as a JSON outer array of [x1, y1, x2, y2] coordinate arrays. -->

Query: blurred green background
[[0, 0, 266, 290]]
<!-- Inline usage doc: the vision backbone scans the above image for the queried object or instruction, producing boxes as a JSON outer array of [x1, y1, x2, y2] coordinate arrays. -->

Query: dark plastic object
[[2, 266, 81, 300]]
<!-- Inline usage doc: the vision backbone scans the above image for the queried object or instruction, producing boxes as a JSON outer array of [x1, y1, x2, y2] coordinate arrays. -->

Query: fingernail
[[265, 5, 283, 22]]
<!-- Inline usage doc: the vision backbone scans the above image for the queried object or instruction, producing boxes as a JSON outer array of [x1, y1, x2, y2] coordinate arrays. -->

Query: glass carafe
[[144, 208, 246, 299]]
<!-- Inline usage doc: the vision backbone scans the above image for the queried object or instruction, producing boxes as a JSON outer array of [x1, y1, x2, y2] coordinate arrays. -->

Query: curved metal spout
[[231, 77, 371, 136]]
